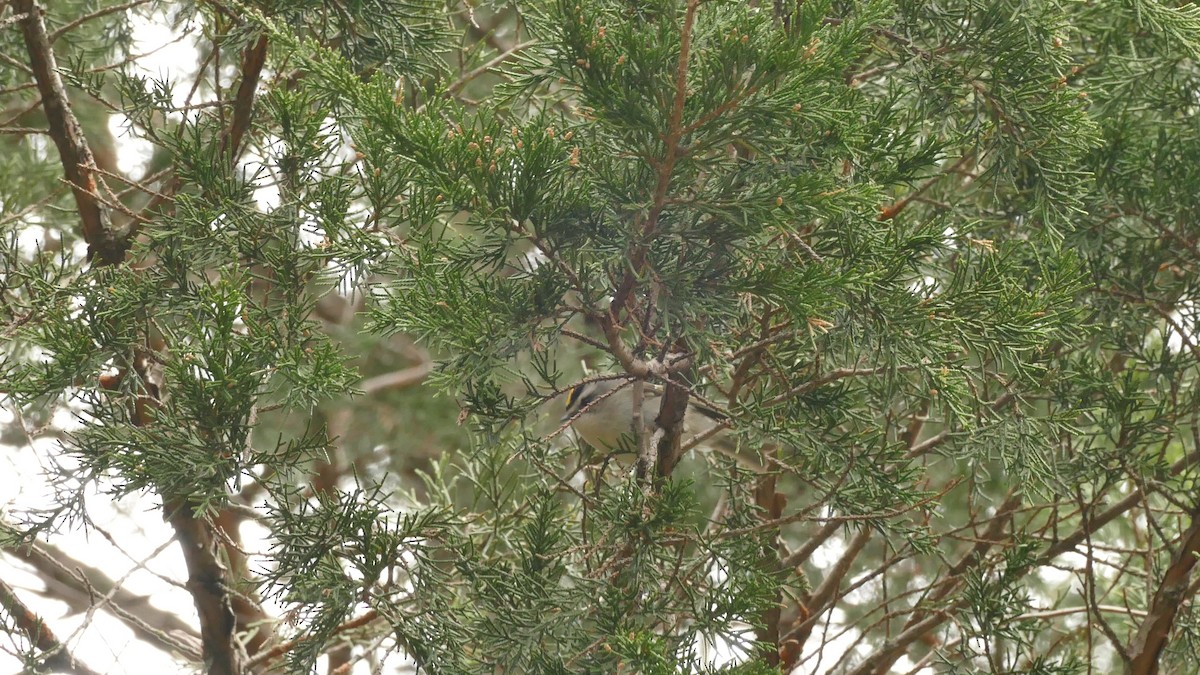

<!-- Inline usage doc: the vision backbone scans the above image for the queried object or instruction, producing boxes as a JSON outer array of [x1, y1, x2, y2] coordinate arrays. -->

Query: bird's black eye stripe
[[565, 385, 596, 412]]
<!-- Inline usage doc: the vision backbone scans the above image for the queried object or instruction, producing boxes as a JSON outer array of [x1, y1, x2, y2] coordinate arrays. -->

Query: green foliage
[[4, 0, 1200, 673]]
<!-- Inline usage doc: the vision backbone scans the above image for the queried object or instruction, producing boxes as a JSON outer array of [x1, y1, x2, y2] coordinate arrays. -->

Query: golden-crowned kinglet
[[561, 378, 726, 451]]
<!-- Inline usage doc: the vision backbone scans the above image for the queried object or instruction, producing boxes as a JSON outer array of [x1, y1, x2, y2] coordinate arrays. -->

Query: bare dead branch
[[0, 48, 35, 76], [0, 11, 31, 32], [0, 125, 45, 135], [1080, 491, 1132, 666]]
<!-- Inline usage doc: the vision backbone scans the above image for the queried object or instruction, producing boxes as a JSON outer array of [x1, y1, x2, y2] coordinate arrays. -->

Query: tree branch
[[1040, 451, 1200, 564], [358, 358, 432, 394], [165, 500, 245, 675], [1, 526, 200, 653], [1126, 507, 1200, 675], [603, 0, 699, 380], [15, 0, 124, 265], [783, 526, 873, 662], [48, 0, 153, 43], [753, 467, 786, 666], [246, 609, 380, 669], [848, 492, 1023, 675], [0, 574, 102, 675], [220, 34, 268, 164]]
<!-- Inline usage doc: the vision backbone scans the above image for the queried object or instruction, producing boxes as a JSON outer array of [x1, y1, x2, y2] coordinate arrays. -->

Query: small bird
[[561, 378, 726, 452]]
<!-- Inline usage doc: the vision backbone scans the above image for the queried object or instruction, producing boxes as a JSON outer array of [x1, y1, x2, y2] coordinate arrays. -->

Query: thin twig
[[446, 40, 535, 95], [246, 610, 381, 668], [358, 359, 432, 394], [48, 0, 153, 43]]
